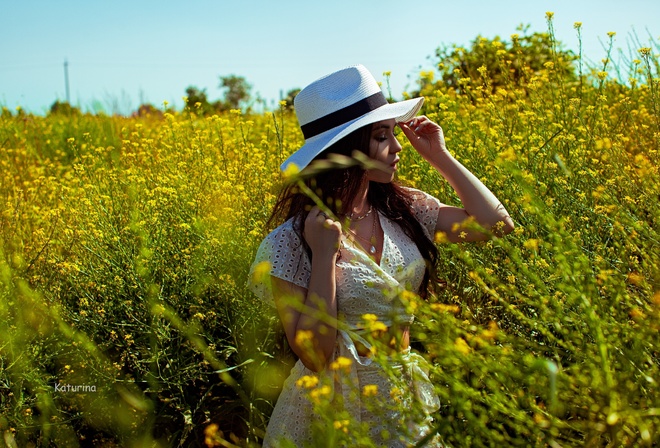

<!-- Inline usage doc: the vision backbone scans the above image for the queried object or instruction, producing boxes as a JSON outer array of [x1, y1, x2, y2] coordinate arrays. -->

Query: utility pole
[[64, 59, 70, 104]]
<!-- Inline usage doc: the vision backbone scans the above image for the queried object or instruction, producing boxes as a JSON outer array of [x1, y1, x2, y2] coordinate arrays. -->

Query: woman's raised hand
[[303, 207, 342, 259], [399, 116, 448, 163]]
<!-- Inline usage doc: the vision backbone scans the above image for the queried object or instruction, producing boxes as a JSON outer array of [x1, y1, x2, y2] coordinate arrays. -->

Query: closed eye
[[372, 123, 396, 142]]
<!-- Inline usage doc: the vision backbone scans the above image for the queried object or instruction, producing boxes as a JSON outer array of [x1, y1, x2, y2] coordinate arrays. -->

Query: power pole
[[64, 59, 70, 104]]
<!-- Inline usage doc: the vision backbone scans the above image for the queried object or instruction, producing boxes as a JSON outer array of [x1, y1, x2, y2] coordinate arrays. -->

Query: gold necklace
[[349, 205, 373, 221], [347, 213, 378, 254]]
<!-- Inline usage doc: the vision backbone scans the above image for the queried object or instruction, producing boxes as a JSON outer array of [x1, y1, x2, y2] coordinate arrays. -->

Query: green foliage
[[417, 24, 577, 97], [0, 108, 299, 446], [134, 103, 164, 118], [184, 86, 217, 116], [1, 17, 659, 447], [219, 75, 252, 111], [184, 76, 254, 116], [281, 88, 301, 111], [49, 101, 82, 117]]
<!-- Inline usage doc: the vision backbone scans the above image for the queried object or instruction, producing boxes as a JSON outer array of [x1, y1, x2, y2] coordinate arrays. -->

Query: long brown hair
[[267, 124, 440, 299]]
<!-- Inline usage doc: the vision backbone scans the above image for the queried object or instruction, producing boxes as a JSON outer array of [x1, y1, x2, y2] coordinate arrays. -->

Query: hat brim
[[281, 97, 424, 172]]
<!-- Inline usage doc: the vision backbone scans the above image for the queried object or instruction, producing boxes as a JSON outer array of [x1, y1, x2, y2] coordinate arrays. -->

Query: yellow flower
[[362, 384, 378, 397], [251, 261, 271, 283], [652, 292, 660, 306], [362, 313, 378, 322], [497, 146, 517, 162], [481, 321, 498, 340], [455, 337, 471, 355], [295, 330, 314, 346], [295, 375, 319, 389], [638, 47, 651, 56], [431, 303, 460, 314], [309, 384, 332, 403], [524, 239, 540, 251], [627, 272, 644, 286], [204, 423, 223, 447], [369, 320, 388, 333], [333, 419, 350, 433], [330, 356, 352, 371], [282, 162, 300, 180], [390, 386, 402, 402]]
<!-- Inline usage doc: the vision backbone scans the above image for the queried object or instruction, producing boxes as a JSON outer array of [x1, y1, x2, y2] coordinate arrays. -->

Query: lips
[[390, 158, 400, 169]]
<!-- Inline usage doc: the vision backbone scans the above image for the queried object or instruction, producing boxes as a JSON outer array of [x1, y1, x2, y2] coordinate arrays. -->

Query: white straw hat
[[281, 64, 424, 171]]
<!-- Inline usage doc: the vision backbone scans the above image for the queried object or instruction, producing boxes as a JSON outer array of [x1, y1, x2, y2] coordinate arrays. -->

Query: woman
[[249, 65, 514, 447]]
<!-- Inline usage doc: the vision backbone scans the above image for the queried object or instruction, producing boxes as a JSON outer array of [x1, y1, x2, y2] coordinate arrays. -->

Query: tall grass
[[1, 20, 659, 447]]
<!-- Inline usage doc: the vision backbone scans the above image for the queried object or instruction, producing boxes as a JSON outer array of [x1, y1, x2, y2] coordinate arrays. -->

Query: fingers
[[403, 116, 437, 134], [307, 207, 338, 229], [404, 116, 422, 132], [399, 116, 447, 158], [304, 207, 342, 255], [314, 208, 332, 224]]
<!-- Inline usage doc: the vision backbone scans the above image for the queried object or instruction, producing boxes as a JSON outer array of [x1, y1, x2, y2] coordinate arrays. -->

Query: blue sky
[[2, 0, 658, 115]]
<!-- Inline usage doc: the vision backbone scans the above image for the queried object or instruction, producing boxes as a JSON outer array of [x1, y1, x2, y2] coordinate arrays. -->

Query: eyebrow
[[372, 124, 392, 132]]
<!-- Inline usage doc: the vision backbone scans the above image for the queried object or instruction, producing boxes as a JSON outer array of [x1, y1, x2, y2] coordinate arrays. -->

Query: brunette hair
[[267, 124, 440, 299]]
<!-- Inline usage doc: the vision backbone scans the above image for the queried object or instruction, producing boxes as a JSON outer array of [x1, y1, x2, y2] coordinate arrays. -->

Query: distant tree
[[184, 86, 215, 115], [415, 25, 578, 97], [133, 103, 164, 118], [218, 75, 252, 111], [282, 88, 301, 111], [49, 100, 81, 116]]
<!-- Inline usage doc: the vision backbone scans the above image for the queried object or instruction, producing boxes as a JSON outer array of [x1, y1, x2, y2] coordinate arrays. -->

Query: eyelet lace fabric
[[249, 188, 444, 447]]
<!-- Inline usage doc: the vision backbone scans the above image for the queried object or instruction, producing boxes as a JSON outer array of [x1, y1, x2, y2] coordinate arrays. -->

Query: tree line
[[42, 28, 588, 118]]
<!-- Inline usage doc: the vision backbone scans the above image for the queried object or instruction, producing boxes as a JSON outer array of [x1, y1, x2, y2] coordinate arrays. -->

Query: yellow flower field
[[1, 22, 659, 447]]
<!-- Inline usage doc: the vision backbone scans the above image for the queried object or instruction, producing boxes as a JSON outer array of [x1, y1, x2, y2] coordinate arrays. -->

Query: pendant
[[369, 245, 376, 254]]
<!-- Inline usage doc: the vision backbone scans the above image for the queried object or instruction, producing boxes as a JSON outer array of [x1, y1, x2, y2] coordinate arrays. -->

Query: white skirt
[[262, 333, 441, 447]]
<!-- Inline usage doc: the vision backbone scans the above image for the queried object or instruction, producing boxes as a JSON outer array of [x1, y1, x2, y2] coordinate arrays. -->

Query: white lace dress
[[249, 188, 442, 447]]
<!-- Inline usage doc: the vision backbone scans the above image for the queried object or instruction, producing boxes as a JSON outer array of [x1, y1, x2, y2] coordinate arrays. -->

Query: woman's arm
[[272, 207, 341, 372], [400, 117, 515, 242]]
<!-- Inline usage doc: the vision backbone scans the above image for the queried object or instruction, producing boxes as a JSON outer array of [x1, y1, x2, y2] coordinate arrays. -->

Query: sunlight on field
[[1, 19, 659, 447]]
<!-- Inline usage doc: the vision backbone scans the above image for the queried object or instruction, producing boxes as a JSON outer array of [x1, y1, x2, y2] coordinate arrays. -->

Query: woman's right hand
[[303, 207, 342, 258]]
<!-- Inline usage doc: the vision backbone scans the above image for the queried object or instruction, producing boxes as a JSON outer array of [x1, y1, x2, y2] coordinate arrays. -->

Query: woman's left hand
[[401, 115, 516, 241], [399, 116, 448, 162]]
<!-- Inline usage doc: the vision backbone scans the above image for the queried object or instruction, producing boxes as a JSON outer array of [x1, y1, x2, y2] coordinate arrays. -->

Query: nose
[[391, 135, 402, 153]]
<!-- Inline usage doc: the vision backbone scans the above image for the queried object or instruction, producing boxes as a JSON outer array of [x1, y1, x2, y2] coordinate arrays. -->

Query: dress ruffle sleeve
[[248, 219, 311, 306], [403, 187, 442, 240]]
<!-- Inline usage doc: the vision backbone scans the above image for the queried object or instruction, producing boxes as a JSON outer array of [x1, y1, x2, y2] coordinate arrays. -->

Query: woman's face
[[366, 119, 402, 183]]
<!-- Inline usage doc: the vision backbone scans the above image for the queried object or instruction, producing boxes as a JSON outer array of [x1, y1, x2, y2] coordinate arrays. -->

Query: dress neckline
[[341, 211, 389, 268]]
